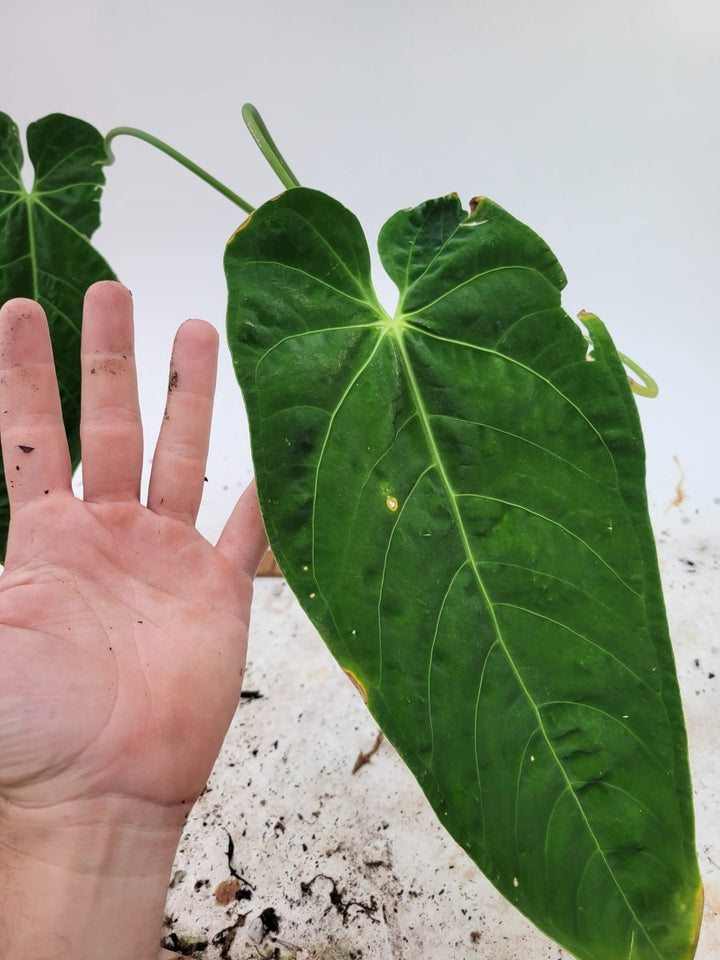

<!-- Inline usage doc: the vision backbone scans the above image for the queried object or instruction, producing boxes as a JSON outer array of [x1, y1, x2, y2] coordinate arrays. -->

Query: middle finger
[[80, 282, 143, 503]]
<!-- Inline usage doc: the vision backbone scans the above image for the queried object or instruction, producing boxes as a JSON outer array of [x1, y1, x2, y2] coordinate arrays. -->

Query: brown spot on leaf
[[17, 444, 34, 453], [468, 195, 485, 215]]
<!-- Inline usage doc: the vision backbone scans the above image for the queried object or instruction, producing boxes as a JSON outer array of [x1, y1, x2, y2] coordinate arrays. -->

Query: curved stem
[[242, 104, 300, 189], [581, 327, 658, 398], [103, 127, 255, 214], [617, 350, 659, 398]]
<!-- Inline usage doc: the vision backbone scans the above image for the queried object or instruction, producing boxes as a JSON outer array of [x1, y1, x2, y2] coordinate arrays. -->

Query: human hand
[[0, 281, 267, 959]]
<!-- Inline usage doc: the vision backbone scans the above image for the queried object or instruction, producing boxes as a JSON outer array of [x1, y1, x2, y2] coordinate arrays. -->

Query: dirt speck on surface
[[352, 731, 383, 775], [163, 539, 720, 959], [212, 913, 248, 958], [668, 455, 687, 509], [161, 930, 208, 958], [301, 874, 378, 926], [214, 879, 243, 906], [259, 906, 280, 935]]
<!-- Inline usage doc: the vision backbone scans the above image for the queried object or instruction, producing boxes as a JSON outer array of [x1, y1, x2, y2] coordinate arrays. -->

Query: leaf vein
[[456, 492, 641, 597], [493, 602, 654, 692], [407, 325, 619, 485]]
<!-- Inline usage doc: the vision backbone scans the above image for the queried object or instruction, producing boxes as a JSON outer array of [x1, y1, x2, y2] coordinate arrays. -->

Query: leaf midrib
[[4, 183, 95, 302], [390, 323, 663, 959], [25, 191, 39, 299]]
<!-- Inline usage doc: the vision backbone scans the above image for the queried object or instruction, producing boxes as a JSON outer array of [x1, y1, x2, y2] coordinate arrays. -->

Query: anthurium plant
[[0, 106, 703, 960]]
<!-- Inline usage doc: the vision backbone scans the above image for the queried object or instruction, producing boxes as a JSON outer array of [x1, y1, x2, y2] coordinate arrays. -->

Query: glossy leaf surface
[[0, 113, 116, 555], [226, 188, 701, 960]]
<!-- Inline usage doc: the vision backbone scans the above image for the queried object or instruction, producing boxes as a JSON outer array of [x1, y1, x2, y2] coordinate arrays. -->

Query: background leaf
[[0, 112, 116, 557], [226, 188, 702, 960]]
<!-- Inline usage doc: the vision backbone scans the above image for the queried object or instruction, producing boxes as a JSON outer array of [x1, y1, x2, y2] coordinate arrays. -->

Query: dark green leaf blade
[[225, 187, 702, 960], [0, 112, 116, 555]]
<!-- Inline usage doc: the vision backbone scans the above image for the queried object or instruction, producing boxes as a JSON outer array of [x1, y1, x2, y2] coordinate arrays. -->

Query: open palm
[[0, 283, 266, 817]]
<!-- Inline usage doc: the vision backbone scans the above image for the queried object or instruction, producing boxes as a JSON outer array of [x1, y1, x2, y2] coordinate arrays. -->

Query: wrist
[[0, 794, 189, 960]]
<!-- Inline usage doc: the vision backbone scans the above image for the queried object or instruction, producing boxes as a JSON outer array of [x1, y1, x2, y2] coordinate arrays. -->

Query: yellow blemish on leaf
[[386, 495, 398, 512], [691, 883, 705, 950], [227, 211, 255, 244], [343, 669, 368, 705]]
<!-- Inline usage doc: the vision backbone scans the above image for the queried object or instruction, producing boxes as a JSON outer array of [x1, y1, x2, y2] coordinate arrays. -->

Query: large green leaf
[[226, 188, 702, 960], [0, 112, 116, 555]]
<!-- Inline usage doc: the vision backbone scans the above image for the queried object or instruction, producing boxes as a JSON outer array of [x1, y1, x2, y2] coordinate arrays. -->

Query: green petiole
[[103, 106, 300, 214], [617, 348, 659, 398], [241, 103, 300, 189], [103, 127, 256, 214]]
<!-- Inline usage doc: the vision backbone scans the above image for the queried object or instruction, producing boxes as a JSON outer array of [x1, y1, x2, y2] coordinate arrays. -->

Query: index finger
[[0, 299, 72, 510]]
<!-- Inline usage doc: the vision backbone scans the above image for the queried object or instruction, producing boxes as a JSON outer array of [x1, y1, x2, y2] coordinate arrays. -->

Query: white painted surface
[[163, 519, 719, 958]]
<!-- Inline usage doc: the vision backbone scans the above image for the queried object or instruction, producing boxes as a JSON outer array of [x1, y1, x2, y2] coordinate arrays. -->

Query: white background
[[4, 4, 720, 957], [3, 0, 720, 541]]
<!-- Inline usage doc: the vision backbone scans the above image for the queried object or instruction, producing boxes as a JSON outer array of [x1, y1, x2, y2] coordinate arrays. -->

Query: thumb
[[216, 479, 268, 576]]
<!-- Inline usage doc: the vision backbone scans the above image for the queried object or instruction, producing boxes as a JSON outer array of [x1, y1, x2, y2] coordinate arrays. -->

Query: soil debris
[[212, 913, 248, 958], [301, 873, 379, 925], [352, 731, 384, 774], [161, 931, 208, 957], [214, 878, 252, 906], [225, 829, 255, 892], [668, 455, 686, 510], [259, 906, 280, 936]]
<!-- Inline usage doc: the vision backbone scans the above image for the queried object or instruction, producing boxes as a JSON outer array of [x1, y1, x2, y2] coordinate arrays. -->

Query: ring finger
[[147, 318, 218, 524]]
